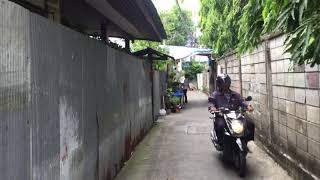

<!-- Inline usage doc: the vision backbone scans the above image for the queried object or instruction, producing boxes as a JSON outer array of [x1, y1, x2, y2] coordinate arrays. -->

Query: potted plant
[[169, 96, 181, 113]]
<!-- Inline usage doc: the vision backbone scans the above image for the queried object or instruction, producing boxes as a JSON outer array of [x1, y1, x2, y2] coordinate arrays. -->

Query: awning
[[132, 48, 175, 61]]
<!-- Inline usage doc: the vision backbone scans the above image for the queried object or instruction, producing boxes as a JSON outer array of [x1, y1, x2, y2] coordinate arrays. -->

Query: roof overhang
[[84, 0, 166, 41], [12, 0, 167, 42]]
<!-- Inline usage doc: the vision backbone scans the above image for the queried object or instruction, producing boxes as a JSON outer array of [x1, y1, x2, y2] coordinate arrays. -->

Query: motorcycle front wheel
[[235, 152, 246, 177]]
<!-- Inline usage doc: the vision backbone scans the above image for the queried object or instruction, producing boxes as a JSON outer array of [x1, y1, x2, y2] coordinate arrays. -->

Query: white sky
[[152, 0, 175, 11]]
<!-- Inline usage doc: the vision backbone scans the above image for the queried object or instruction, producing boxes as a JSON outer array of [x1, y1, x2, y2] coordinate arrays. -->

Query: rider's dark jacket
[[208, 90, 248, 111]]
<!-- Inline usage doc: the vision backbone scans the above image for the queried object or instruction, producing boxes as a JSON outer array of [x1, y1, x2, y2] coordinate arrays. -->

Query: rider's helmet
[[216, 74, 231, 91]]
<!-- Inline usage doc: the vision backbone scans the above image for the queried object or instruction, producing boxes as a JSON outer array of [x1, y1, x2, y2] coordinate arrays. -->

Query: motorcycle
[[209, 96, 253, 177]]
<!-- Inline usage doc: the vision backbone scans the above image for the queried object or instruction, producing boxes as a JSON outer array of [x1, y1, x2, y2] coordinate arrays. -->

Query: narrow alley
[[115, 91, 292, 180], [2, 0, 320, 179]]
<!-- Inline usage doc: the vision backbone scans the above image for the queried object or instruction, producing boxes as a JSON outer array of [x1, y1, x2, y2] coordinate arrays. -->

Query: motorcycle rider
[[208, 74, 254, 150]]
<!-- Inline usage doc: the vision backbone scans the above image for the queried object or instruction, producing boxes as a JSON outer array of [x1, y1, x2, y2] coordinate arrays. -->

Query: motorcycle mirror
[[245, 96, 252, 101]]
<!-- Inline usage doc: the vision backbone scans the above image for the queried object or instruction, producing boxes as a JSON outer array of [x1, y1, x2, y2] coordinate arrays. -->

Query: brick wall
[[217, 35, 320, 179]]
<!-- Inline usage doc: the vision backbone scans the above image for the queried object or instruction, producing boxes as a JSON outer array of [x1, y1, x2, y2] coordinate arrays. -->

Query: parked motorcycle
[[209, 96, 253, 177]]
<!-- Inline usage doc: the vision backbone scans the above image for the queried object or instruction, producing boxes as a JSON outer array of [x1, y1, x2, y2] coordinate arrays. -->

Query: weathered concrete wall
[[197, 70, 210, 93], [197, 73, 203, 90], [0, 1, 154, 180], [217, 35, 320, 179]]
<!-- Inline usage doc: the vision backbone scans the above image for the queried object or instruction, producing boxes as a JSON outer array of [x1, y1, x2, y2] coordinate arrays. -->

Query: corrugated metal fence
[[0, 1, 157, 179], [153, 71, 167, 118]]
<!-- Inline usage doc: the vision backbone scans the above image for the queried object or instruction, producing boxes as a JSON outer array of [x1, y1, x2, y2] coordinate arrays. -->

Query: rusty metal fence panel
[[0, 1, 31, 180], [0, 1, 154, 179]]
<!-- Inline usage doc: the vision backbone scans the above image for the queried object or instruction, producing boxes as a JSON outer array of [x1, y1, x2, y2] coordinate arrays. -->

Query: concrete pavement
[[115, 91, 292, 180]]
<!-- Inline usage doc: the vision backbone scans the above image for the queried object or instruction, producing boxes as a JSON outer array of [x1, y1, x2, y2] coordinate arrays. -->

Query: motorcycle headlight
[[231, 120, 244, 134]]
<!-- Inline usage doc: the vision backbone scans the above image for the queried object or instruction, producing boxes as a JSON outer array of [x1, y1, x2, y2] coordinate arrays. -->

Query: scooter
[[209, 96, 252, 177]]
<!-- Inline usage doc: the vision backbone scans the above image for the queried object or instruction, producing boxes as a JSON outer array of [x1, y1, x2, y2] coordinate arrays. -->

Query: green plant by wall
[[169, 96, 180, 106]]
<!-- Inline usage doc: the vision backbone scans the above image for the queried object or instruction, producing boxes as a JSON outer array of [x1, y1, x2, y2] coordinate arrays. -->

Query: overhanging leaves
[[200, 0, 320, 66]]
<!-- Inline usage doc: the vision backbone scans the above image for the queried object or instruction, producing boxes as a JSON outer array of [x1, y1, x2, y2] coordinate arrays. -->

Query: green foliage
[[166, 88, 173, 95], [278, 0, 320, 66], [200, 0, 320, 66], [165, 86, 175, 109], [153, 60, 171, 71], [237, 0, 264, 54], [131, 40, 162, 52], [169, 96, 180, 106], [200, 0, 245, 56], [160, 6, 194, 46], [183, 61, 205, 81]]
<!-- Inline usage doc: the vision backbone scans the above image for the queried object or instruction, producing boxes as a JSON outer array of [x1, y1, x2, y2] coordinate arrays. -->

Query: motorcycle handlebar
[[210, 109, 248, 115]]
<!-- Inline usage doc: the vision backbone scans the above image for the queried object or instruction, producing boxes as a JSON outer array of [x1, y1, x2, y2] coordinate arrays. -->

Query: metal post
[[100, 20, 107, 43], [149, 54, 155, 122], [209, 56, 217, 93], [224, 58, 227, 74], [125, 39, 130, 52]]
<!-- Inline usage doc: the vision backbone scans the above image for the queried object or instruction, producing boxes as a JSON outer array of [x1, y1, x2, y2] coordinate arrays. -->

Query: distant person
[[183, 76, 190, 103]]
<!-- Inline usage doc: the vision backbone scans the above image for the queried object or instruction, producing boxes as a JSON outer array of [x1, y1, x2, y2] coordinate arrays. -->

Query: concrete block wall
[[225, 54, 242, 94], [202, 71, 210, 92], [0, 1, 156, 180], [197, 73, 204, 90], [270, 35, 320, 178], [240, 44, 269, 136], [217, 35, 320, 179], [217, 47, 269, 135]]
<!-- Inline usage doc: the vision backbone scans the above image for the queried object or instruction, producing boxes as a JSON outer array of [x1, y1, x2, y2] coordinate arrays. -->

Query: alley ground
[[115, 91, 292, 180]]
